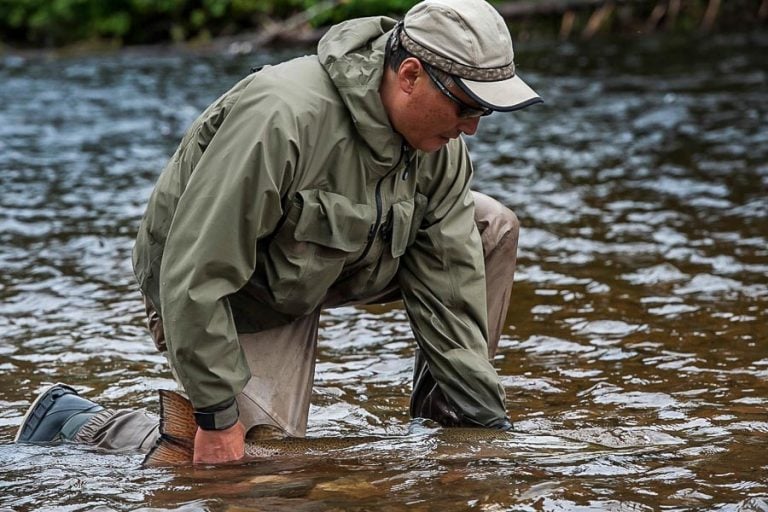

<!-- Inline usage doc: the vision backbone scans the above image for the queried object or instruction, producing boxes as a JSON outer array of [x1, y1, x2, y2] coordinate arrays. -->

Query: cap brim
[[455, 74, 542, 112]]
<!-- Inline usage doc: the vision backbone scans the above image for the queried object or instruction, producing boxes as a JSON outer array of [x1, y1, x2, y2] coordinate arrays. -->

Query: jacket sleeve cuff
[[487, 417, 514, 431], [193, 397, 239, 430], [459, 415, 513, 431]]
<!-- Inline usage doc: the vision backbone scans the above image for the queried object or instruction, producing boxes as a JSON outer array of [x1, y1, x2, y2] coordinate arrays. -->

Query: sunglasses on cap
[[422, 64, 493, 119]]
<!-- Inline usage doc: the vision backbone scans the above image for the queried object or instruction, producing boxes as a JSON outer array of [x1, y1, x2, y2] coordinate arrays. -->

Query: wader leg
[[146, 296, 320, 438], [73, 409, 160, 453], [410, 191, 519, 425], [75, 303, 321, 449], [235, 312, 320, 438]]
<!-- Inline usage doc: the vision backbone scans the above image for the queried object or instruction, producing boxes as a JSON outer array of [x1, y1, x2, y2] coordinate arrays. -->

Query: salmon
[[142, 391, 685, 467], [142, 390, 511, 467]]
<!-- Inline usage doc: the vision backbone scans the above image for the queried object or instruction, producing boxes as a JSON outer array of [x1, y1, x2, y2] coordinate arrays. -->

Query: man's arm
[[159, 92, 299, 460], [398, 140, 508, 428]]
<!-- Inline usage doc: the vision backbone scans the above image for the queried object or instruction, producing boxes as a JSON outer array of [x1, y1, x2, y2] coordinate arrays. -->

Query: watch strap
[[193, 398, 239, 431]]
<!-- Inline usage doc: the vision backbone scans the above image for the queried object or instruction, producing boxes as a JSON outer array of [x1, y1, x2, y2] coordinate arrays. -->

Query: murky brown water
[[1, 31, 767, 511]]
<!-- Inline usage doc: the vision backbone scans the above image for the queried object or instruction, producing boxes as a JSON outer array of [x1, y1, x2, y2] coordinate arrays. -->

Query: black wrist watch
[[193, 398, 239, 430]]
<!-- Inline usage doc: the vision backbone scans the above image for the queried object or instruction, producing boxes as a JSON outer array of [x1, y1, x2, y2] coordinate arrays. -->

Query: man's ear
[[397, 57, 422, 94]]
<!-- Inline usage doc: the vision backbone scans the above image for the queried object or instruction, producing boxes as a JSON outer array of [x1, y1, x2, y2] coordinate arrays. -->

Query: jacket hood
[[318, 16, 402, 168]]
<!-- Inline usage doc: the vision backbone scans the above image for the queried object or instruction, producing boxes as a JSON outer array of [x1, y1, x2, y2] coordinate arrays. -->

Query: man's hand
[[193, 420, 246, 464]]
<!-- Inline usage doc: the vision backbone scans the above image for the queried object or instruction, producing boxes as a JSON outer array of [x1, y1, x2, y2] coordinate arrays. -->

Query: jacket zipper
[[402, 145, 412, 180], [350, 143, 409, 266]]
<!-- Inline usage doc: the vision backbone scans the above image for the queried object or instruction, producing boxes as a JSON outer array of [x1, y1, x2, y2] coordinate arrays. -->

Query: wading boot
[[14, 383, 104, 443], [411, 362, 514, 430]]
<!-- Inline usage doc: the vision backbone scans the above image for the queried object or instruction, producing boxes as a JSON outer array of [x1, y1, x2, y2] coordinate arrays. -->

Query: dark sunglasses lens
[[460, 105, 493, 118], [426, 66, 492, 118]]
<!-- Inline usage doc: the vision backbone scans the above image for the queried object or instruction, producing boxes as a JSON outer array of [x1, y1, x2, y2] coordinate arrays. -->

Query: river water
[[1, 30, 766, 511]]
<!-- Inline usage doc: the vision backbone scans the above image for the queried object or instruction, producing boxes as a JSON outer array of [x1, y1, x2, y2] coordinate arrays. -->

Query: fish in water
[[143, 391, 684, 467], [143, 390, 510, 467]]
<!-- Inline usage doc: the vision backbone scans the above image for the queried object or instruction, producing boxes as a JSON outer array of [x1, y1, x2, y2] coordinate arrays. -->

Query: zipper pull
[[402, 145, 411, 180]]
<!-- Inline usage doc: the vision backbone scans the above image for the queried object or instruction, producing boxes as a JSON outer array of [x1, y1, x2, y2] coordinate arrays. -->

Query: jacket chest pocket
[[341, 194, 425, 299], [293, 189, 373, 257], [266, 189, 374, 315], [386, 193, 427, 259]]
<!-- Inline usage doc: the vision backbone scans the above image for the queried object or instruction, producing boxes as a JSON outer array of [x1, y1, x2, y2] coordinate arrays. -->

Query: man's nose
[[459, 116, 481, 136]]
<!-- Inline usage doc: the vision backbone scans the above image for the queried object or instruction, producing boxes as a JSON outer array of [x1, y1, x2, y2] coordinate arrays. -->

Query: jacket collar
[[318, 17, 405, 174]]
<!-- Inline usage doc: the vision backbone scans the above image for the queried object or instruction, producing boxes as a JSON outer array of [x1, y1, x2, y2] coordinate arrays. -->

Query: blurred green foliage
[[1, 0, 759, 48], [0, 0, 426, 47]]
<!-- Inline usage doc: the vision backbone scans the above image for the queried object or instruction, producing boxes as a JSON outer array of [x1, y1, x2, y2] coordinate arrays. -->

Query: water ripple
[[1, 32, 767, 511]]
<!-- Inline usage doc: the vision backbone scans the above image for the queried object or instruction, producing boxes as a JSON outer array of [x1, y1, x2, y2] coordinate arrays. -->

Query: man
[[15, 0, 541, 464]]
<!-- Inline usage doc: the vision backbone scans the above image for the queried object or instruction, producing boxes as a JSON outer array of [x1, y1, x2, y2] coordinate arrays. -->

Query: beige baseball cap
[[398, 0, 542, 112]]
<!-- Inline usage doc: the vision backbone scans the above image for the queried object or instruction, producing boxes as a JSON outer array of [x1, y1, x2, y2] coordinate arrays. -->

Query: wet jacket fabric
[[132, 16, 507, 427]]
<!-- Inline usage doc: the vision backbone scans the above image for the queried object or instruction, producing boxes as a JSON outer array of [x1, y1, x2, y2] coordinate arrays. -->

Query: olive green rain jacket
[[132, 16, 508, 427]]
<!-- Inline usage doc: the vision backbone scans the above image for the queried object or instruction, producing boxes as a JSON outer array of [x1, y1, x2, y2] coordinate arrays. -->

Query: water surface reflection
[[1, 32, 766, 510]]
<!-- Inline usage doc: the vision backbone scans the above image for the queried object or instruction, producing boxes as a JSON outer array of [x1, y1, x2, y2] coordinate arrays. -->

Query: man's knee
[[472, 191, 520, 256]]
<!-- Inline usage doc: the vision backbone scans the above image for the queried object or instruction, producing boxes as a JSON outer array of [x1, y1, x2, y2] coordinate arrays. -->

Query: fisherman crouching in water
[[15, 0, 541, 464]]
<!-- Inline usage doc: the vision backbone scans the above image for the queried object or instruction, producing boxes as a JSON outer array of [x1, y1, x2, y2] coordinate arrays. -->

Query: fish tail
[[141, 390, 196, 467]]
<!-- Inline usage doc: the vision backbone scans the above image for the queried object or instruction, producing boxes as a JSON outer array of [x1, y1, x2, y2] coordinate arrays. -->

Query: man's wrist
[[193, 398, 239, 430]]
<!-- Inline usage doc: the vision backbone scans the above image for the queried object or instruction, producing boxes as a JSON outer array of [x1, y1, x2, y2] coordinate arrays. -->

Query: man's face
[[395, 61, 488, 153]]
